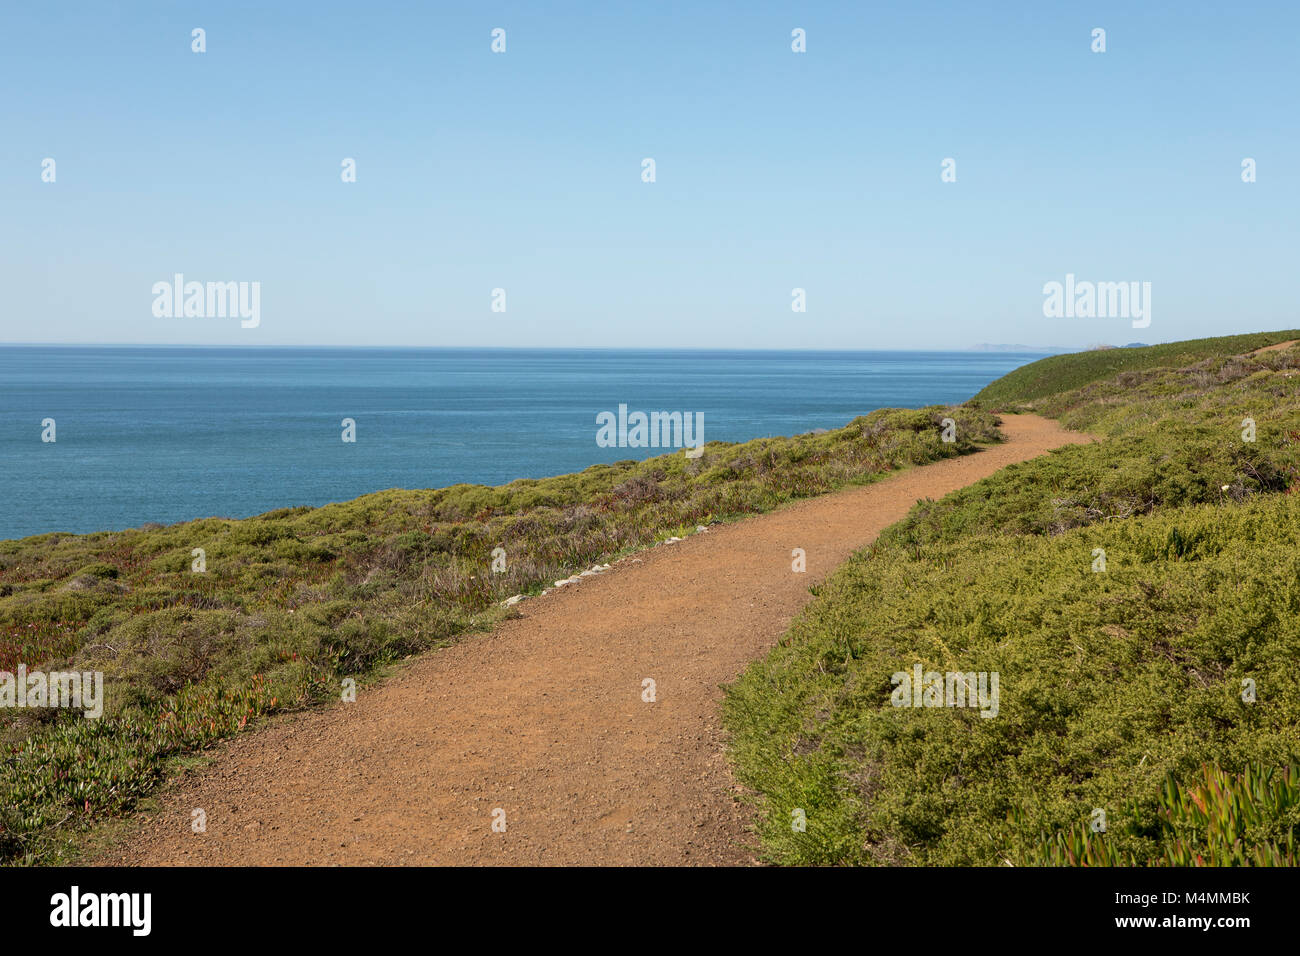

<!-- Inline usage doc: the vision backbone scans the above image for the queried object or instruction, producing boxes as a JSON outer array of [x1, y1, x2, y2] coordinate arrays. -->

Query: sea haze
[[0, 346, 1052, 539]]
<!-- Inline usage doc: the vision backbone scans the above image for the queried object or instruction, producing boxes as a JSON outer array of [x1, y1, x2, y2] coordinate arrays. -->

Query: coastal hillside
[[972, 331, 1300, 407], [8, 330, 1300, 867], [724, 331, 1300, 865], [0, 405, 996, 864]]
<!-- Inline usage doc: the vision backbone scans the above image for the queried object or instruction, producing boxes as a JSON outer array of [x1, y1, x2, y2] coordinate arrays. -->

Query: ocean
[[0, 346, 1050, 540]]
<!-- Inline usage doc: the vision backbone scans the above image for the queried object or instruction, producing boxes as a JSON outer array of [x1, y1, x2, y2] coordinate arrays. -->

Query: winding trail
[[107, 414, 1091, 866]]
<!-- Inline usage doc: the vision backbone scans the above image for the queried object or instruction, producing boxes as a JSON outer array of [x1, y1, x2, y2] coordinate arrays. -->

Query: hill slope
[[725, 331, 1300, 865], [971, 330, 1300, 408]]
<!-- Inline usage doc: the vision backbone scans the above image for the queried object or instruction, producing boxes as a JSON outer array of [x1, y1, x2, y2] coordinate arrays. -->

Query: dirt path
[[1250, 339, 1299, 355], [106, 414, 1091, 866]]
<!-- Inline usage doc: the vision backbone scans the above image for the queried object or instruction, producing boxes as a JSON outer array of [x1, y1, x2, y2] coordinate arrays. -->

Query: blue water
[[0, 347, 1050, 540]]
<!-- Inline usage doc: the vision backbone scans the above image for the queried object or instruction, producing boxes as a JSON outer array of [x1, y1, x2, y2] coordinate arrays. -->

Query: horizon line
[[0, 342, 1090, 353]]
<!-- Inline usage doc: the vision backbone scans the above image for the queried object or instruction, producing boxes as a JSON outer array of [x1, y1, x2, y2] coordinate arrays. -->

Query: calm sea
[[0, 347, 1050, 540]]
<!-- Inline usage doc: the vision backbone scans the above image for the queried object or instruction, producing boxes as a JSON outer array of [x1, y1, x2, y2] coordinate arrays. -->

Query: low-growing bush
[[725, 495, 1300, 865], [726, 335, 1300, 866], [1017, 763, 1300, 866]]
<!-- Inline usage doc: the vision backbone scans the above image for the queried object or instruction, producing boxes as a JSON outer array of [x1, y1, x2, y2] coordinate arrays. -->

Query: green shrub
[[1018, 763, 1300, 866], [725, 494, 1300, 866], [725, 335, 1300, 867]]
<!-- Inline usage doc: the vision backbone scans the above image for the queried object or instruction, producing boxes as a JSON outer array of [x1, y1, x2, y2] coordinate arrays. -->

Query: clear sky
[[2, 1, 1296, 349]]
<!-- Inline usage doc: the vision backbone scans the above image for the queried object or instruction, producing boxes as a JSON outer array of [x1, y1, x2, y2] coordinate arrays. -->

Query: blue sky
[[2, 0, 1296, 349]]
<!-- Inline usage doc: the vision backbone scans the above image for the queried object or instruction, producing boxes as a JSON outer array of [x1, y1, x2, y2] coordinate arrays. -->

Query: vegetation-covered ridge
[[725, 332, 1300, 866], [971, 330, 1300, 408], [0, 404, 996, 865]]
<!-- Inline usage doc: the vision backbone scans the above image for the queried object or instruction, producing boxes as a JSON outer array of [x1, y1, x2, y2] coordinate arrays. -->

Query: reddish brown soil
[[104, 414, 1092, 866], [1249, 339, 1299, 355]]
